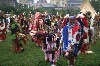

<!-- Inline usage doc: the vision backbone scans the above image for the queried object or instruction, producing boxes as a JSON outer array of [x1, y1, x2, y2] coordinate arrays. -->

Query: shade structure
[[80, 0, 97, 18]]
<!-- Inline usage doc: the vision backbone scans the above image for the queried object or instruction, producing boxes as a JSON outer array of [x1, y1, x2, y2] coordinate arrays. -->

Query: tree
[[90, 0, 100, 13], [0, 4, 16, 14]]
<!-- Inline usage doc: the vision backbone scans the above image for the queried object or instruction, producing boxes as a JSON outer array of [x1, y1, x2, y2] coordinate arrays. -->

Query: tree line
[[0, 0, 100, 16]]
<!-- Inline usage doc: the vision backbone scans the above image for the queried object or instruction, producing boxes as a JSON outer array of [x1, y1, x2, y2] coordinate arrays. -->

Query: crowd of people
[[0, 10, 100, 66]]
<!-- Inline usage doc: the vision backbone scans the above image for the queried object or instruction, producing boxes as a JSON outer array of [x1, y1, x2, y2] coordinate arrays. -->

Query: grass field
[[0, 33, 100, 66]]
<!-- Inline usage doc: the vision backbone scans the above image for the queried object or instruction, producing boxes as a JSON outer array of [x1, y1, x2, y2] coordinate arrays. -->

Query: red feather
[[72, 25, 79, 36], [82, 17, 89, 28]]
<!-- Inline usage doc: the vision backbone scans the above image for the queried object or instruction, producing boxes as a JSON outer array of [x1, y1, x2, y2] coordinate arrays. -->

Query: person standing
[[0, 10, 7, 41]]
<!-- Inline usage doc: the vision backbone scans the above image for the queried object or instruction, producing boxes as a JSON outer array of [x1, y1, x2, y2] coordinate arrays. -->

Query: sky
[[17, 0, 19, 3], [17, 0, 50, 3], [34, 0, 50, 3]]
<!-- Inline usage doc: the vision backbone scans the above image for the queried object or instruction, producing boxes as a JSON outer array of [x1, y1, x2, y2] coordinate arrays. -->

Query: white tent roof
[[80, 0, 97, 18]]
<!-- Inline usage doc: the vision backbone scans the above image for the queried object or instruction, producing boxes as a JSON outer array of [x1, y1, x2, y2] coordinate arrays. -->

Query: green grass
[[0, 33, 100, 66]]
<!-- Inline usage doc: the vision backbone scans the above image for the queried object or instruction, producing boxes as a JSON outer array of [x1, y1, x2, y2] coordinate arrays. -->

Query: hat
[[77, 13, 85, 18], [64, 14, 69, 18], [69, 16, 75, 19]]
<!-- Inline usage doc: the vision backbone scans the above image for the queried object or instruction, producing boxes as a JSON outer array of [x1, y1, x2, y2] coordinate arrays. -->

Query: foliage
[[0, 4, 16, 14], [0, 4, 67, 16], [90, 0, 100, 13]]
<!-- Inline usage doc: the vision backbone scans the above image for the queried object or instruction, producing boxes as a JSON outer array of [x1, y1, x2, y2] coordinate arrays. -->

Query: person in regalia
[[97, 15, 100, 38], [62, 15, 82, 66], [29, 18, 38, 42], [80, 14, 90, 54], [0, 10, 7, 41], [5, 15, 10, 32], [10, 17, 25, 53], [71, 16, 81, 65], [43, 28, 57, 66], [62, 16, 74, 65]]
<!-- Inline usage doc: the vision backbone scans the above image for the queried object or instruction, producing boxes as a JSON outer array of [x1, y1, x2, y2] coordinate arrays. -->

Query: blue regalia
[[62, 21, 74, 51], [63, 25, 69, 51]]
